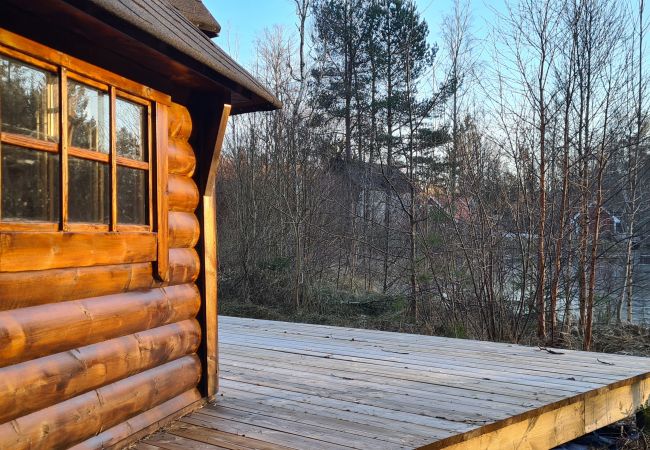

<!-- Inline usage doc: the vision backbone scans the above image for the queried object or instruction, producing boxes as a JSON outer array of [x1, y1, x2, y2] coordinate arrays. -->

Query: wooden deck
[[137, 316, 650, 450]]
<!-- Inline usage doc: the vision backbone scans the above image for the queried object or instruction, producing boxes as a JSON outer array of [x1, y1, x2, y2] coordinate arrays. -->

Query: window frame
[[0, 39, 162, 233]]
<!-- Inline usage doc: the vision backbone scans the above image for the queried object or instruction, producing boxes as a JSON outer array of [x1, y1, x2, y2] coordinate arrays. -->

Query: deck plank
[[202, 397, 428, 447], [215, 387, 451, 443], [140, 316, 650, 450], [219, 364, 529, 420], [222, 323, 644, 377], [168, 423, 296, 450], [220, 347, 570, 405], [193, 408, 409, 449], [219, 380, 470, 434], [220, 360, 540, 412], [179, 415, 353, 450], [221, 344, 606, 393], [225, 318, 647, 369], [220, 341, 597, 395], [222, 330, 638, 376], [144, 432, 230, 449]]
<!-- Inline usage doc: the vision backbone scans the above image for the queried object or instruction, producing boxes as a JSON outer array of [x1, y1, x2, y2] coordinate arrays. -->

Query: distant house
[[425, 193, 473, 223], [572, 205, 626, 240], [328, 157, 412, 222], [0, 1, 280, 448]]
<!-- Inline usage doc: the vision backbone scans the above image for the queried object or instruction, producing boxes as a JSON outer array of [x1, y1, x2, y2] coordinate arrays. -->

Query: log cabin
[[0, 1, 280, 448]]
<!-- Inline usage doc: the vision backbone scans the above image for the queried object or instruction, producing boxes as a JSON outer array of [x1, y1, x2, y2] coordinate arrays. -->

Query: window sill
[[0, 222, 151, 233]]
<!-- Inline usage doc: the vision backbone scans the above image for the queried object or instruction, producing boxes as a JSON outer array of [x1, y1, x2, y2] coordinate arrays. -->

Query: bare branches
[[217, 0, 650, 349]]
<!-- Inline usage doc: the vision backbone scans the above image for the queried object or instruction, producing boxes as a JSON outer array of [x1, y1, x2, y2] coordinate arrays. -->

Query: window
[[641, 255, 650, 266], [0, 49, 152, 231]]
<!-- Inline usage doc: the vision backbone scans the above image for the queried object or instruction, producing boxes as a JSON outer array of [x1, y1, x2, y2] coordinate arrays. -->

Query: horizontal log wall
[[0, 284, 200, 367], [0, 356, 201, 450], [0, 320, 201, 423], [0, 248, 199, 310], [0, 101, 203, 448], [68, 389, 203, 450]]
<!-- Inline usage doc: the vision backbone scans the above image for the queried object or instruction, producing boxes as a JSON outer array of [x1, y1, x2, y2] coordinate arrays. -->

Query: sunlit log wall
[[0, 102, 202, 449]]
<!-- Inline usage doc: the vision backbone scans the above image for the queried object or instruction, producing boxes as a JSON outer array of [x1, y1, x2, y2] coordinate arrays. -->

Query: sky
[[203, 0, 501, 71]]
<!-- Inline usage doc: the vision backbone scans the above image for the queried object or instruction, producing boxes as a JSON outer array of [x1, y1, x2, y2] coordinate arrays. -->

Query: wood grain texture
[[0, 263, 200, 311], [110, 86, 118, 232], [0, 356, 200, 450], [0, 232, 156, 272], [167, 423, 294, 450], [0, 222, 58, 232], [168, 103, 192, 141], [0, 32, 203, 450], [0, 320, 200, 423], [204, 104, 231, 195], [169, 248, 201, 284], [439, 379, 650, 450], [0, 263, 152, 310], [0, 284, 200, 368], [0, 131, 58, 152], [60, 68, 69, 231], [168, 174, 199, 212], [69, 390, 203, 450], [168, 138, 196, 177], [203, 195, 218, 397], [70, 146, 111, 163], [155, 102, 170, 281], [201, 104, 231, 397], [169, 211, 200, 248]]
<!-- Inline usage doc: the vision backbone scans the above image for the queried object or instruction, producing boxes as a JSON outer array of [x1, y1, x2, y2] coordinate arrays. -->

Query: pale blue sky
[[204, 0, 501, 70]]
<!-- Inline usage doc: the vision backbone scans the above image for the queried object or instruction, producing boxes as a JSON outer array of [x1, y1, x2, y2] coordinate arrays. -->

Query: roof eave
[[71, 0, 281, 113]]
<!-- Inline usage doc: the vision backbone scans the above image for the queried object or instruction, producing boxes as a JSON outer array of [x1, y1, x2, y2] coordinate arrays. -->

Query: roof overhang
[[0, 0, 281, 115], [167, 0, 221, 38]]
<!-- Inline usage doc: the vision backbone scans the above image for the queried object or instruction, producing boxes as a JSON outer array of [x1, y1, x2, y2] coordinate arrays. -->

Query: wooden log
[[169, 248, 200, 284], [168, 103, 192, 140], [69, 389, 203, 450], [0, 263, 150, 310], [169, 211, 200, 248], [0, 319, 200, 423], [0, 232, 156, 272], [0, 284, 200, 368], [168, 174, 199, 212], [0, 261, 199, 311], [168, 138, 196, 177], [0, 356, 201, 450]]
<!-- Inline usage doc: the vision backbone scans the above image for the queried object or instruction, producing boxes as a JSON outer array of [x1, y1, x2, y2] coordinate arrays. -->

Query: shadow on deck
[[136, 316, 650, 449]]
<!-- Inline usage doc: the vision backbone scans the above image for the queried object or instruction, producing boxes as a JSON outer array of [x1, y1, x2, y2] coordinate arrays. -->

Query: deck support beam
[[421, 375, 650, 449]]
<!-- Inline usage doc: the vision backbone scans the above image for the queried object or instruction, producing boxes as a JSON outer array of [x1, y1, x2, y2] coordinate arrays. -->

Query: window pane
[[68, 81, 109, 153], [0, 56, 59, 142], [68, 157, 110, 223], [118, 166, 147, 225], [116, 98, 146, 161], [1, 145, 59, 221]]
